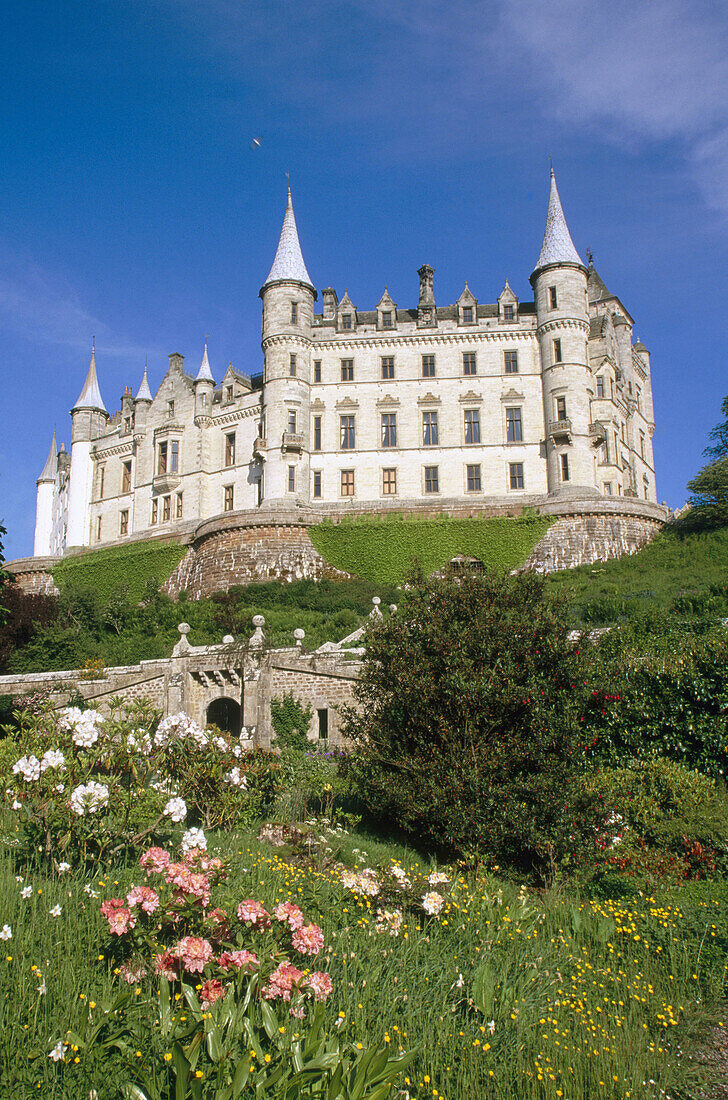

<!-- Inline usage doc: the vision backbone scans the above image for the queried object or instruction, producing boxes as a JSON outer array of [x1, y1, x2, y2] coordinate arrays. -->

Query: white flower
[[454, 972, 464, 988], [40, 749, 65, 772], [422, 891, 444, 916], [12, 755, 41, 782], [214, 736, 227, 752], [59, 707, 104, 748], [37, 978, 47, 995], [163, 796, 187, 823], [11, 800, 21, 810], [0, 925, 12, 941], [232, 745, 242, 757], [55, 783, 65, 793], [57, 862, 71, 874], [69, 781, 109, 816], [49, 905, 62, 917], [224, 767, 248, 788], [48, 1040, 67, 1062], [20, 886, 33, 899], [181, 827, 207, 852], [154, 713, 207, 749], [427, 871, 448, 886], [83, 884, 99, 898], [487, 1019, 496, 1035]]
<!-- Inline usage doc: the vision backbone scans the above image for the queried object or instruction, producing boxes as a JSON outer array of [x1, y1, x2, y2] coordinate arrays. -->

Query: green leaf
[[260, 999, 279, 1041], [172, 1041, 190, 1100]]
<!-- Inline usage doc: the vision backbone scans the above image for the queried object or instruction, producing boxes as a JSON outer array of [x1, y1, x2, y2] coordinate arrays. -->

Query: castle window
[[640, 431, 646, 459], [464, 409, 480, 444], [289, 353, 297, 377], [504, 350, 519, 374], [157, 442, 168, 475], [463, 351, 477, 376], [596, 376, 605, 398], [341, 469, 355, 496], [317, 708, 329, 740], [381, 310, 393, 329], [341, 313, 353, 330], [509, 462, 524, 490], [424, 466, 439, 494], [462, 305, 474, 324], [291, 301, 298, 324], [201, 392, 207, 406], [287, 465, 295, 492], [422, 354, 435, 378], [313, 416, 322, 451], [603, 482, 612, 495], [96, 516, 102, 542], [556, 396, 567, 421], [466, 464, 481, 492], [162, 495, 171, 522], [422, 411, 438, 446], [549, 286, 558, 310], [225, 432, 236, 467], [288, 410, 297, 434], [223, 485, 234, 512], [506, 407, 523, 443], [340, 415, 355, 450], [168, 400, 175, 418], [170, 440, 179, 473], [226, 385, 233, 403], [381, 356, 394, 380], [151, 499, 158, 525], [122, 461, 132, 494], [560, 453, 570, 482], [636, 385, 642, 412], [119, 510, 129, 536], [176, 492, 183, 518], [503, 304, 515, 321], [313, 360, 322, 383], [381, 413, 397, 448], [382, 468, 397, 495], [643, 476, 649, 499], [98, 465, 105, 499], [313, 470, 322, 498], [341, 359, 354, 382], [553, 338, 562, 363], [124, 416, 132, 434]]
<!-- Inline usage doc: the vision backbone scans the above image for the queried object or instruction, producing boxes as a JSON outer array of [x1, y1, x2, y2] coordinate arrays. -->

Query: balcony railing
[[547, 418, 572, 442], [589, 420, 607, 445], [282, 432, 304, 452], [253, 436, 267, 457]]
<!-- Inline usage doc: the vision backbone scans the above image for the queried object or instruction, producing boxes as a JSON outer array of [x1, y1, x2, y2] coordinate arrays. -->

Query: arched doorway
[[206, 697, 242, 737]]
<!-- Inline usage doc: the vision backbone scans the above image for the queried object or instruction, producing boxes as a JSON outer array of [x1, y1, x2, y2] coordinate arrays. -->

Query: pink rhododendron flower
[[140, 847, 170, 875], [307, 971, 333, 1001], [100, 897, 126, 919], [237, 900, 271, 927], [289, 1004, 305, 1019], [107, 907, 136, 936], [176, 936, 214, 974], [127, 885, 160, 914], [218, 949, 259, 972], [199, 979, 226, 1009], [292, 923, 324, 956], [261, 961, 305, 1002], [274, 902, 304, 930], [155, 951, 179, 980], [422, 891, 444, 916], [120, 961, 147, 984], [205, 908, 229, 940], [166, 864, 211, 906]]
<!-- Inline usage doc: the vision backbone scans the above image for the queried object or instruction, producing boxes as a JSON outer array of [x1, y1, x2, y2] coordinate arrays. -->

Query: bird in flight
[[250, 136, 262, 150]]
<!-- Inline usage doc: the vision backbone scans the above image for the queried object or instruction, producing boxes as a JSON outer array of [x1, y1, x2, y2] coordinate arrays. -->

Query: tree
[[342, 568, 603, 880], [0, 523, 10, 630], [683, 395, 728, 530]]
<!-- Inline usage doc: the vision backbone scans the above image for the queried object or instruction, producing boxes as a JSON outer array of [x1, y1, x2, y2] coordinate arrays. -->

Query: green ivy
[[52, 541, 188, 603], [308, 514, 553, 584]]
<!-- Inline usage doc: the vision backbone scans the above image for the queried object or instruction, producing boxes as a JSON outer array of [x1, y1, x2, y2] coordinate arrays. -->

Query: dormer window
[[291, 301, 298, 324], [168, 400, 175, 418], [341, 314, 353, 330], [462, 305, 474, 324], [503, 304, 514, 321], [225, 385, 233, 402], [381, 310, 393, 328]]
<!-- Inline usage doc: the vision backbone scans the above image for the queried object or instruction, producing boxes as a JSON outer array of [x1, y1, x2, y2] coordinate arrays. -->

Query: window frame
[[313, 415, 322, 452], [548, 286, 558, 310], [340, 358, 354, 382], [424, 465, 439, 494], [421, 353, 435, 378], [422, 410, 439, 446], [560, 453, 570, 482], [119, 509, 129, 535], [463, 351, 477, 376], [224, 432, 236, 468], [340, 414, 356, 450], [504, 349, 519, 374], [553, 338, 563, 364], [340, 469, 355, 497], [464, 408, 481, 445], [121, 460, 132, 495], [312, 470, 322, 498], [466, 463, 481, 492], [382, 467, 397, 495], [223, 484, 234, 512], [381, 355, 394, 380], [509, 462, 525, 490], [381, 412, 397, 449], [505, 406, 523, 443]]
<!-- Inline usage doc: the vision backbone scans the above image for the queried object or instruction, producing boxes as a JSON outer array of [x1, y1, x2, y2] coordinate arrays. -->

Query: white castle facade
[[33, 172, 657, 559]]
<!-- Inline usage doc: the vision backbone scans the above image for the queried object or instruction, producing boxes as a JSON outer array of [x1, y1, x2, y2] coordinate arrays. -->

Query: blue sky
[[1, 0, 727, 559]]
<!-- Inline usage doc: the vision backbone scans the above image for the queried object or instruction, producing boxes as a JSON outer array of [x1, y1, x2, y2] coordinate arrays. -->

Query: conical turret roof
[[38, 430, 58, 482], [73, 344, 107, 412], [136, 361, 153, 402], [587, 262, 612, 303], [196, 340, 214, 383], [532, 169, 585, 276], [262, 187, 313, 290]]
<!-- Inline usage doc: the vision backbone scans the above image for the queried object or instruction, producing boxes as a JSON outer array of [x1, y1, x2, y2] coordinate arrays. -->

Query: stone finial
[[369, 596, 383, 621], [172, 622, 192, 656], [222, 635, 234, 645], [249, 615, 266, 649], [293, 628, 305, 647]]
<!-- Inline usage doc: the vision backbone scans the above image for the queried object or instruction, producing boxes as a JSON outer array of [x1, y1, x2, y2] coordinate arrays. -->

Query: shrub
[[270, 693, 313, 751], [342, 568, 606, 882]]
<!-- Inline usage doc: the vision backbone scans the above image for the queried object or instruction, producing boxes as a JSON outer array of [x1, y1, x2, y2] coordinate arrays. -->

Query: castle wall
[[523, 499, 666, 573]]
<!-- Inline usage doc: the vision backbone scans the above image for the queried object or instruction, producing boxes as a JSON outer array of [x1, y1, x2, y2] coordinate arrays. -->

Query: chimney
[[322, 288, 338, 319], [417, 264, 436, 327], [168, 352, 184, 373]]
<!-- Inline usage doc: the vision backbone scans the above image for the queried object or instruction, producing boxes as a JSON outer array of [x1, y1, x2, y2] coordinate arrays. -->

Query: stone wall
[[522, 499, 666, 573], [5, 556, 60, 597]]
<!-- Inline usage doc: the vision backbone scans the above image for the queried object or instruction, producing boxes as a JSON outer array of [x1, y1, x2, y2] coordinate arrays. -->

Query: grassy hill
[[52, 540, 188, 603], [547, 525, 728, 625]]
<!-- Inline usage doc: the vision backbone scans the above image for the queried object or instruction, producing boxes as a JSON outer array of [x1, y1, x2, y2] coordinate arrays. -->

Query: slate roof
[[532, 170, 584, 275], [263, 188, 314, 290], [73, 348, 107, 412]]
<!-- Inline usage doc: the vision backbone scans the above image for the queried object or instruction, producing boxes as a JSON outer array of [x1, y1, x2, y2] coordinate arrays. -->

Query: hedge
[[308, 513, 553, 584], [52, 540, 188, 603]]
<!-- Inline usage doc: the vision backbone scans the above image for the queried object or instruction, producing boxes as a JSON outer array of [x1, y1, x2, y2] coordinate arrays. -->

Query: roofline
[[259, 277, 318, 301]]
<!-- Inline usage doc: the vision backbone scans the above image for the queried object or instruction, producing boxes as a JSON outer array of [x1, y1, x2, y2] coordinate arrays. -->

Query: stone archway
[[206, 696, 242, 737]]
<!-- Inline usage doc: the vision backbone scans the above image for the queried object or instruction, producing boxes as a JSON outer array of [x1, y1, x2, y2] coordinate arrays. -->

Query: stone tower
[[530, 170, 596, 498], [34, 430, 58, 556], [66, 345, 108, 547], [259, 188, 316, 504]]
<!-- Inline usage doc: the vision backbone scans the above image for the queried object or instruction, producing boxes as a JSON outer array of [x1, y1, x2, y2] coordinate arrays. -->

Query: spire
[[196, 339, 214, 383], [73, 342, 107, 412], [262, 187, 313, 290], [532, 168, 585, 276], [135, 360, 153, 402], [587, 260, 612, 303], [38, 430, 58, 482]]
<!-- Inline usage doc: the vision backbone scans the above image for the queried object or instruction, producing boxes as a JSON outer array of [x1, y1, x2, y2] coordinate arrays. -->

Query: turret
[[34, 430, 58, 556], [194, 340, 215, 419], [66, 343, 108, 547], [134, 361, 153, 433], [530, 170, 596, 498], [259, 188, 316, 504]]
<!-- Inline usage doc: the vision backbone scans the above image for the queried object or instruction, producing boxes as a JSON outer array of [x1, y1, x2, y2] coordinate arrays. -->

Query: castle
[[30, 170, 660, 580]]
